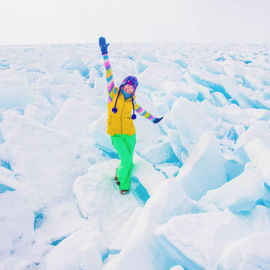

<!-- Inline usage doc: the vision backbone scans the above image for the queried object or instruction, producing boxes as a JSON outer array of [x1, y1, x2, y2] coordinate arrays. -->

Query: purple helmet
[[120, 76, 138, 94]]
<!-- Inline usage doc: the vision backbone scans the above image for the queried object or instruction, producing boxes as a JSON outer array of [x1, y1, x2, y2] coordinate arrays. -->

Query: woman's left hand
[[153, 117, 163, 124]]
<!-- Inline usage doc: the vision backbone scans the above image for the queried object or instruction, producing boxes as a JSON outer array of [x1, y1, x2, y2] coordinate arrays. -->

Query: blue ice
[[0, 63, 9, 70], [151, 235, 204, 270], [131, 176, 150, 204], [27, 68, 45, 74], [197, 92, 205, 102], [94, 63, 103, 77], [240, 94, 270, 110], [0, 59, 9, 70], [228, 54, 237, 61], [95, 143, 119, 159], [215, 56, 226, 62], [62, 58, 89, 79], [141, 53, 158, 63], [88, 80, 95, 88], [225, 159, 244, 182], [228, 197, 270, 214], [234, 147, 250, 165], [50, 236, 67, 246], [141, 142, 181, 166], [191, 74, 239, 106], [173, 59, 188, 68], [0, 160, 12, 171], [227, 127, 238, 143], [34, 209, 45, 230], [102, 249, 120, 263], [235, 74, 256, 90], [0, 130, 4, 144], [137, 61, 148, 73], [255, 198, 270, 209], [0, 183, 15, 193]]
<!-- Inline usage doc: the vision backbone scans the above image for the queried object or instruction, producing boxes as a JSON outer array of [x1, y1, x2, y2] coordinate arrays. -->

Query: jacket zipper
[[120, 100, 126, 134]]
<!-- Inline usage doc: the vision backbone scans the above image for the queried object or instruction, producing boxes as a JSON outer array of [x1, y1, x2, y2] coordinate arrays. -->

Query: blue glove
[[99, 37, 110, 55], [153, 116, 163, 124]]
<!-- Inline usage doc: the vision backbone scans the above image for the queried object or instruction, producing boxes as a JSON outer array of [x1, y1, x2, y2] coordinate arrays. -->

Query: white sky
[[0, 0, 269, 45]]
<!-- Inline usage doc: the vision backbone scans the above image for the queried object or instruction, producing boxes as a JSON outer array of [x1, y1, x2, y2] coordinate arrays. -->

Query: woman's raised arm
[[99, 37, 117, 103]]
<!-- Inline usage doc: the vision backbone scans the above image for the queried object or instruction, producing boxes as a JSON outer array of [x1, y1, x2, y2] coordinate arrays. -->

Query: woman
[[99, 37, 163, 195]]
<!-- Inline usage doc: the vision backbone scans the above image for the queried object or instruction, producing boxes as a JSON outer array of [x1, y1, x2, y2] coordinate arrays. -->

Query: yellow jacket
[[107, 88, 136, 136]]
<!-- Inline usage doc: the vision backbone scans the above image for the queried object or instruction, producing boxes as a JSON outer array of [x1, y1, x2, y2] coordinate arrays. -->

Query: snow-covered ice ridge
[[0, 42, 270, 269]]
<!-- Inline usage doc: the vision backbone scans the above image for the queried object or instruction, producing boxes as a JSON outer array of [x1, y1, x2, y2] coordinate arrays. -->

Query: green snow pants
[[111, 134, 136, 190]]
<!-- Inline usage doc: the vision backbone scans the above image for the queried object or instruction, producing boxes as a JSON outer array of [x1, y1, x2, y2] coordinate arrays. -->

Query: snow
[[42, 228, 106, 270], [73, 159, 142, 242], [177, 132, 227, 200], [0, 79, 34, 110], [155, 206, 270, 269], [140, 141, 181, 166], [218, 232, 270, 270], [245, 138, 270, 184], [199, 165, 269, 213], [61, 57, 89, 78], [170, 266, 184, 270], [1, 42, 270, 269]]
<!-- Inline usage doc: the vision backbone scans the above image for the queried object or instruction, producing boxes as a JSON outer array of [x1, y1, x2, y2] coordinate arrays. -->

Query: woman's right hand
[[99, 37, 110, 55]]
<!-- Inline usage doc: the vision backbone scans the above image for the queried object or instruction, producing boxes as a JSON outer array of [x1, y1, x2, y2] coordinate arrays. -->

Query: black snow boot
[[114, 169, 120, 186]]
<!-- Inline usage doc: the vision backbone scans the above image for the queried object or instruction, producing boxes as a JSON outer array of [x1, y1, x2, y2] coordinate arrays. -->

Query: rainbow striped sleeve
[[134, 101, 156, 122], [103, 54, 117, 103]]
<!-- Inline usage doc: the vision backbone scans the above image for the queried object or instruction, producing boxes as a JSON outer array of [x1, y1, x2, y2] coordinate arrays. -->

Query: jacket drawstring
[[112, 89, 121, 113], [131, 96, 136, 119]]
